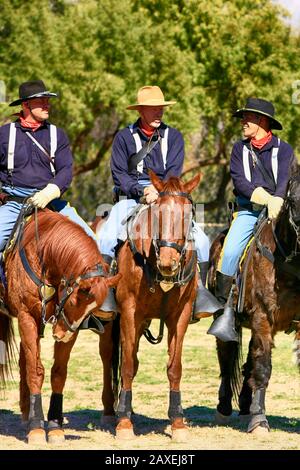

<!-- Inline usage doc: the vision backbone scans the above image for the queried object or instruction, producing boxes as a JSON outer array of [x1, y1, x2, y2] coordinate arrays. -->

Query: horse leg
[[247, 316, 273, 434], [215, 338, 239, 424], [238, 338, 253, 419], [19, 342, 30, 424], [115, 311, 138, 440], [47, 333, 78, 444], [18, 312, 46, 444], [166, 312, 190, 442], [99, 322, 116, 426]]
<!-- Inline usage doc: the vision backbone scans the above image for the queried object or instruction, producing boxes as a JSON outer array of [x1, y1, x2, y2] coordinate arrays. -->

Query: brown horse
[[114, 171, 200, 440], [208, 169, 300, 434], [0, 209, 120, 444]]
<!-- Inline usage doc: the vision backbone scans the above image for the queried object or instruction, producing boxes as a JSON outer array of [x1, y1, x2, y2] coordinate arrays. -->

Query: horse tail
[[111, 313, 121, 408], [0, 313, 16, 387], [230, 324, 243, 405], [293, 330, 300, 371]]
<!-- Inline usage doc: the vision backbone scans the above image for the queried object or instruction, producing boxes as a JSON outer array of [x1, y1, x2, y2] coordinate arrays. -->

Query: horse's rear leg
[[99, 322, 117, 426], [47, 334, 77, 444], [247, 318, 273, 434], [215, 338, 239, 424]]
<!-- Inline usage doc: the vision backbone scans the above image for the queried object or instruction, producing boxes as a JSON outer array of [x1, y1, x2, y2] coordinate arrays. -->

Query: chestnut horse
[[114, 171, 200, 441], [0, 209, 120, 444], [208, 169, 300, 434]]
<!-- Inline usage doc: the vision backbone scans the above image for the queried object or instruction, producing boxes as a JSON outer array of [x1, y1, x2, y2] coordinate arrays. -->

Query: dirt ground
[[0, 318, 299, 453]]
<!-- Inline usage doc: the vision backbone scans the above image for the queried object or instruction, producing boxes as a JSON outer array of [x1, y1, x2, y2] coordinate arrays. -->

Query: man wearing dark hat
[[208, 97, 296, 341], [0, 80, 98, 315]]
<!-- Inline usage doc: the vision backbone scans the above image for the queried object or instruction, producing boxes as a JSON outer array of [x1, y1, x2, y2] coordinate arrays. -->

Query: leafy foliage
[[0, 0, 299, 221]]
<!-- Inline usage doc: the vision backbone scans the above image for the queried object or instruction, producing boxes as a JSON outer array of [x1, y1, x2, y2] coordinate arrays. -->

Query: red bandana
[[13, 112, 42, 132], [139, 121, 155, 137], [251, 131, 272, 149]]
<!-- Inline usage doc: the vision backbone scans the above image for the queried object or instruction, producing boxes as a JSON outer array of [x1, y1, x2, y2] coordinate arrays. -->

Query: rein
[[18, 210, 107, 336]]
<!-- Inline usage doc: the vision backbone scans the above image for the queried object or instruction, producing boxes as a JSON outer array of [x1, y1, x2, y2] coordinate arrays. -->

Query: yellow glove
[[267, 196, 284, 219], [250, 187, 283, 219], [30, 183, 61, 209]]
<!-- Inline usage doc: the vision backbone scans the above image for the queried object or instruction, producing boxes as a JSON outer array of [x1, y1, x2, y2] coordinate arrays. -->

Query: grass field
[[0, 317, 299, 450]]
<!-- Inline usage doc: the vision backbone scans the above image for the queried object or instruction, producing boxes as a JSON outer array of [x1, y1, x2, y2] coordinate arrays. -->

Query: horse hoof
[[27, 429, 47, 445], [116, 428, 135, 440], [215, 410, 231, 425], [250, 425, 270, 435], [172, 427, 189, 442], [101, 415, 116, 427], [48, 429, 65, 444]]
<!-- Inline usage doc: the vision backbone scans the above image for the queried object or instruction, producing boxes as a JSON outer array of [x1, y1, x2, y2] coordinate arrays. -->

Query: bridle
[[152, 190, 194, 275], [20, 243, 107, 335], [127, 190, 197, 291]]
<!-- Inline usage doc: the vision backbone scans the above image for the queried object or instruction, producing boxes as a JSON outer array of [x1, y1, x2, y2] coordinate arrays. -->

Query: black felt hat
[[9, 80, 58, 107], [233, 97, 282, 130]]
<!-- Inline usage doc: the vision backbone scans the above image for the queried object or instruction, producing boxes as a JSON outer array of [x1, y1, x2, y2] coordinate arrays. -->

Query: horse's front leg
[[47, 333, 78, 444], [166, 305, 190, 442], [116, 305, 139, 440], [18, 310, 46, 444], [248, 313, 273, 434], [99, 321, 117, 426]]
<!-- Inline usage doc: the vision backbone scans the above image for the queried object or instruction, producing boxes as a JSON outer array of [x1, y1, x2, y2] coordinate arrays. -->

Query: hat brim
[[233, 107, 282, 130], [9, 91, 58, 107], [126, 100, 176, 110]]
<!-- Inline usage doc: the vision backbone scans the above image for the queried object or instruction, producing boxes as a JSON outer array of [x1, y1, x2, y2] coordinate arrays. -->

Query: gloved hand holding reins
[[30, 183, 60, 209], [250, 186, 284, 220]]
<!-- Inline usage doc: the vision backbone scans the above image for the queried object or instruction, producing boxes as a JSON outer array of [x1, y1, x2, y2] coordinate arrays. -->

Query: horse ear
[[106, 273, 122, 288], [149, 170, 164, 192], [183, 173, 202, 194]]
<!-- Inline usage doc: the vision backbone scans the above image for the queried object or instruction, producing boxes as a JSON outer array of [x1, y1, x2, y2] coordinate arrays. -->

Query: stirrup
[[78, 314, 105, 335]]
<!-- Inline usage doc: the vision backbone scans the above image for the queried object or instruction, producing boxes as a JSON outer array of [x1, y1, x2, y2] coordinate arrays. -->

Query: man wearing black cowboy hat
[[0, 80, 103, 332], [207, 97, 296, 342]]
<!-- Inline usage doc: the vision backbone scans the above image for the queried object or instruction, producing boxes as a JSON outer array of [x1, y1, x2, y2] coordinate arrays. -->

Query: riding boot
[[95, 254, 117, 321], [192, 262, 222, 323], [207, 271, 238, 342]]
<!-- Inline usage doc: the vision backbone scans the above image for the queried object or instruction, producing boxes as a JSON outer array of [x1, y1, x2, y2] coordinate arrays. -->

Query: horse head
[[52, 267, 121, 343], [148, 170, 201, 278]]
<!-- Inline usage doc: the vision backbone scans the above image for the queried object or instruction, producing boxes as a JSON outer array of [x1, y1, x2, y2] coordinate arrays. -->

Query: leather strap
[[128, 134, 161, 172]]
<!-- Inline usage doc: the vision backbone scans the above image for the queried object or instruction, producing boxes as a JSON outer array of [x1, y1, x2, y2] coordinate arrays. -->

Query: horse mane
[[162, 176, 185, 192], [22, 210, 101, 277]]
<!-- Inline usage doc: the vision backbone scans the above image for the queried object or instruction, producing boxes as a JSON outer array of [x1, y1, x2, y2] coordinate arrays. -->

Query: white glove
[[30, 183, 61, 209], [143, 184, 159, 204], [250, 187, 283, 219]]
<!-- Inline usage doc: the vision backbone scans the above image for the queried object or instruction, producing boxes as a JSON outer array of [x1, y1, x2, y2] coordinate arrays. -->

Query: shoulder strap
[[251, 145, 277, 193], [25, 130, 56, 175], [128, 126, 160, 172], [8, 123, 17, 172], [160, 127, 168, 169], [271, 137, 280, 184]]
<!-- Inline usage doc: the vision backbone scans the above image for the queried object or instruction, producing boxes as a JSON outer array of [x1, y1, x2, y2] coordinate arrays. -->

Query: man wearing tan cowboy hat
[[0, 79, 103, 332], [207, 97, 296, 342], [98, 85, 212, 318]]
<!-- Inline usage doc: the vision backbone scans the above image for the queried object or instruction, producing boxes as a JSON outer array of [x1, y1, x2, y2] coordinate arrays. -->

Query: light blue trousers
[[0, 186, 96, 252], [99, 198, 210, 263], [218, 209, 260, 276]]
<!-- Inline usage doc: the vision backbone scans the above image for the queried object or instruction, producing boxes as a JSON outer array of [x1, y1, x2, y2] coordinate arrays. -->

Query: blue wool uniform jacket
[[0, 120, 72, 193], [230, 135, 295, 199], [110, 120, 184, 199]]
